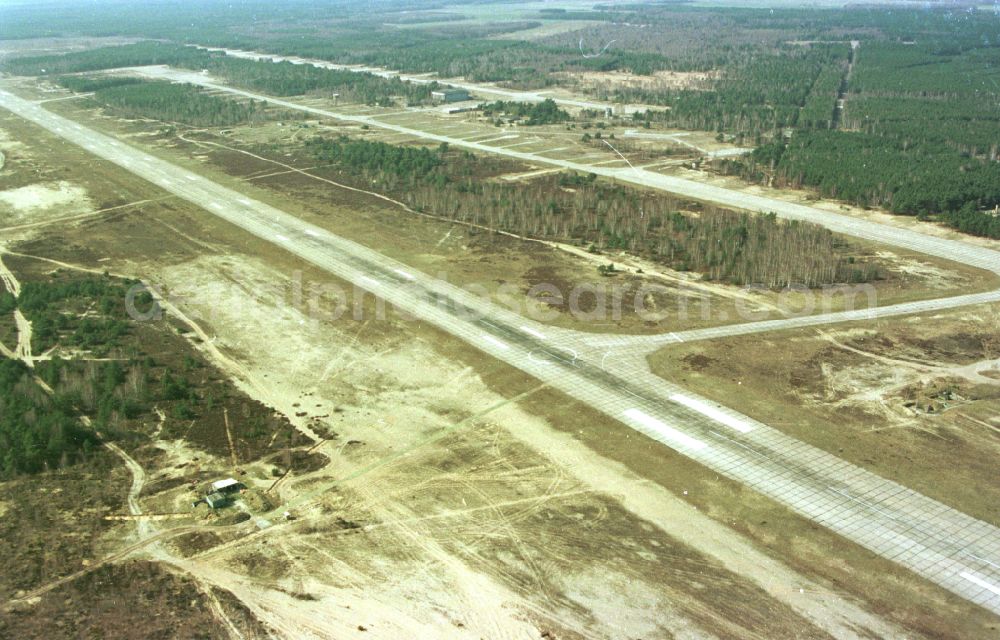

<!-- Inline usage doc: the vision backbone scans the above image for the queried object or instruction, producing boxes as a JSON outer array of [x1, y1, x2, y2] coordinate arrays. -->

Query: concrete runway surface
[[3, 86, 1000, 615]]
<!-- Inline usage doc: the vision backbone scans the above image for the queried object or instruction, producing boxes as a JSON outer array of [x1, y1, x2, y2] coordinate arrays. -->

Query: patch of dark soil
[[681, 353, 714, 371], [140, 475, 190, 497], [267, 449, 330, 475], [0, 560, 269, 639], [170, 531, 225, 557], [0, 451, 128, 600]]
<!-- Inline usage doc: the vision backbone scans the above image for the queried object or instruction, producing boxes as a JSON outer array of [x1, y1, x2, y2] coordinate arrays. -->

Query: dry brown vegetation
[[648, 306, 1000, 524], [0, 560, 269, 639]]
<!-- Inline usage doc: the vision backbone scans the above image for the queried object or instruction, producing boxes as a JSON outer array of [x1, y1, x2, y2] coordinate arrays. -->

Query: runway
[[3, 86, 1000, 615]]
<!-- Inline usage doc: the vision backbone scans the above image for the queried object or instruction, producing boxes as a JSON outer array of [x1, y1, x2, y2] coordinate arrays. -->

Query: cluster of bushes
[[480, 99, 570, 126], [17, 276, 135, 353]]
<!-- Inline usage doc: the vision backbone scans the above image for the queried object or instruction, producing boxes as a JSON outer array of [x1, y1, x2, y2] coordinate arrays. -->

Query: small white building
[[212, 478, 242, 494]]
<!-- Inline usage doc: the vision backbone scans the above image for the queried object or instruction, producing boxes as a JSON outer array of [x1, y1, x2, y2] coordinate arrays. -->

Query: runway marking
[[520, 326, 546, 340], [304, 229, 320, 238], [482, 335, 510, 350], [527, 350, 553, 365], [359, 276, 377, 286], [960, 572, 1000, 597], [275, 234, 289, 242], [623, 409, 707, 450], [209, 202, 222, 209], [964, 551, 1000, 570], [186, 175, 197, 181], [393, 268, 415, 281], [237, 198, 251, 205], [671, 393, 753, 433]]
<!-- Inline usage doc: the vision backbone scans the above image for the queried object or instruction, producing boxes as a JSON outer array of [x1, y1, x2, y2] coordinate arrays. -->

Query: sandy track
[[4, 89, 1000, 615]]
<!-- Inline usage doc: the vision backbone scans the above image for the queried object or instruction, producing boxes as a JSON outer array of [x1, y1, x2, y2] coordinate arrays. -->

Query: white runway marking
[[482, 335, 510, 350], [960, 572, 1000, 597], [520, 326, 546, 340], [623, 409, 707, 450], [393, 269, 415, 280], [670, 393, 753, 433]]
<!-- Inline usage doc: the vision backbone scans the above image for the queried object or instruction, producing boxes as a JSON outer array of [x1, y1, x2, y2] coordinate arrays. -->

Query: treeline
[[481, 99, 571, 126], [92, 80, 264, 127], [203, 58, 440, 105], [745, 131, 1000, 217], [4, 41, 210, 76], [303, 135, 875, 287], [407, 175, 877, 287], [11, 41, 443, 106], [305, 136, 444, 183]]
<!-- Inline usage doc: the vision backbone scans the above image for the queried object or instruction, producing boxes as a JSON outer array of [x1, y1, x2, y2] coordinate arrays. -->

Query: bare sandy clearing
[[0, 180, 92, 223], [140, 246, 912, 639]]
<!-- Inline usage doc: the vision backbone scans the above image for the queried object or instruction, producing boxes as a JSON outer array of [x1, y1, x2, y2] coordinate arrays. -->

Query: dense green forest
[[617, 44, 850, 140], [304, 134, 876, 287], [87, 79, 264, 127], [306, 136, 445, 183], [55, 75, 143, 93], [734, 38, 1000, 235], [205, 58, 440, 105], [0, 357, 99, 478], [15, 42, 443, 106]]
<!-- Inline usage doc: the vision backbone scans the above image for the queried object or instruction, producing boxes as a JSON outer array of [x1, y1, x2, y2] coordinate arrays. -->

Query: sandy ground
[[142, 248, 914, 639], [557, 69, 717, 92], [2, 84, 997, 637], [0, 180, 93, 225], [649, 304, 1000, 525]]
